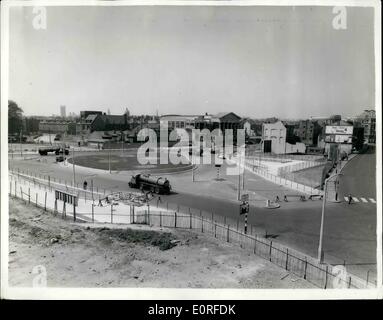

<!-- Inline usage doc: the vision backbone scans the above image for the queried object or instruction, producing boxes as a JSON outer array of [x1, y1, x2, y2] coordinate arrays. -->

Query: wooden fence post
[[36, 193, 38, 207], [285, 248, 289, 270], [201, 216, 204, 233], [214, 223, 217, 238], [304, 257, 308, 279], [174, 212, 177, 228], [227, 225, 230, 242], [269, 241, 273, 261], [92, 204, 94, 223], [189, 212, 192, 229], [324, 265, 328, 289], [28, 188, 30, 204]]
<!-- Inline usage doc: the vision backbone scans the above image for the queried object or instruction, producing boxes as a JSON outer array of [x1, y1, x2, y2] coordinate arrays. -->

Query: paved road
[[338, 147, 376, 199], [8, 150, 377, 283]]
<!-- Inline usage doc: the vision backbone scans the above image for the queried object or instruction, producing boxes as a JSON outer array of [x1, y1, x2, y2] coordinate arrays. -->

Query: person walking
[[348, 194, 353, 204], [275, 195, 280, 203]]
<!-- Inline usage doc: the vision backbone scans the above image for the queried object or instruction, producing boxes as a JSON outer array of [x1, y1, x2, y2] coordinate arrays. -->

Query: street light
[[72, 147, 76, 190], [318, 173, 343, 263]]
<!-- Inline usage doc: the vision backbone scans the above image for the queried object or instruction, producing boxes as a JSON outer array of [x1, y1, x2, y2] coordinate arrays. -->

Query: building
[[38, 119, 73, 134], [323, 121, 354, 158], [79, 110, 103, 119], [355, 109, 376, 143], [159, 112, 242, 147], [76, 112, 129, 133], [159, 114, 199, 130], [261, 121, 306, 154], [60, 105, 66, 118]]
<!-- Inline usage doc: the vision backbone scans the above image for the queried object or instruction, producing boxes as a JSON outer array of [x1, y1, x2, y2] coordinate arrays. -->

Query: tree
[[8, 100, 24, 134]]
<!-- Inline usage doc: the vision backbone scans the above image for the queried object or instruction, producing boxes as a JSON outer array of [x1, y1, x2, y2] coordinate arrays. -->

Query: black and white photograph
[[1, 0, 381, 300]]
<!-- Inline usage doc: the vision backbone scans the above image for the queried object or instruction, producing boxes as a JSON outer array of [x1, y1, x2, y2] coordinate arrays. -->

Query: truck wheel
[[155, 187, 160, 194]]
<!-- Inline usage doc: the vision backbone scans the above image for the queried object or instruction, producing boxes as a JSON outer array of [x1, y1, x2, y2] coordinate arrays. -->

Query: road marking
[[360, 197, 368, 203], [353, 198, 360, 202], [369, 198, 376, 203]]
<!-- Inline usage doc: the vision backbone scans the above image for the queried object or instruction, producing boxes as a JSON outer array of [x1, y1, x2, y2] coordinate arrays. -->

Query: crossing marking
[[360, 197, 368, 203], [353, 198, 360, 202], [369, 198, 376, 203], [344, 196, 349, 202]]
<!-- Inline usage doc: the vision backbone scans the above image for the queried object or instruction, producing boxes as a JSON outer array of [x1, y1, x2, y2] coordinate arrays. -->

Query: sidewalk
[[326, 153, 359, 202]]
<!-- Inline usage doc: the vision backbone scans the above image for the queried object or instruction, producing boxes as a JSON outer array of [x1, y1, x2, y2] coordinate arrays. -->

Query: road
[[8, 150, 377, 283], [338, 147, 376, 199]]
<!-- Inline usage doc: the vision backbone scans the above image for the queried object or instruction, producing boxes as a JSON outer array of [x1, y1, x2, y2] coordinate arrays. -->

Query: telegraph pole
[[318, 173, 343, 263], [237, 151, 241, 201], [72, 147, 76, 190], [108, 148, 111, 174], [20, 128, 23, 157]]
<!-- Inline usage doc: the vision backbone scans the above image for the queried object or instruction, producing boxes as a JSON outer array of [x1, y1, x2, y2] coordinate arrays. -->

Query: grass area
[[284, 165, 325, 188]]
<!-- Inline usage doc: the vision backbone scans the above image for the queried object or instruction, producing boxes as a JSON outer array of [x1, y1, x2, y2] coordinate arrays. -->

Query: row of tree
[[8, 100, 23, 135]]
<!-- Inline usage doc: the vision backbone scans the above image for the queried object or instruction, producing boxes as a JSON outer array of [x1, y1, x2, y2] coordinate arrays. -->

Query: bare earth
[[8, 198, 314, 288]]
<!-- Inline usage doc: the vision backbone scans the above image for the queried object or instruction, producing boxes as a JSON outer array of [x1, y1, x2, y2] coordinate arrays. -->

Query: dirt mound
[[95, 227, 177, 251]]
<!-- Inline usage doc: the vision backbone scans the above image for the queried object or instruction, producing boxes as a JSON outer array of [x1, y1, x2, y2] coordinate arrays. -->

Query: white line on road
[[353, 198, 360, 202], [344, 196, 349, 202], [369, 198, 376, 203], [360, 197, 368, 203]]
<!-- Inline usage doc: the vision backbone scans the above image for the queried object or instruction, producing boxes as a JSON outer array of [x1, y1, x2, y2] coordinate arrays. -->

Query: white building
[[261, 121, 306, 154], [60, 105, 66, 118]]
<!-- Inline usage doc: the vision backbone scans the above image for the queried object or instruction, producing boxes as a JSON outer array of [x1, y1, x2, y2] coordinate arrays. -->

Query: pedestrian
[[98, 199, 103, 207], [83, 181, 88, 190], [284, 195, 288, 202], [275, 195, 280, 203], [158, 196, 162, 203], [348, 194, 353, 204]]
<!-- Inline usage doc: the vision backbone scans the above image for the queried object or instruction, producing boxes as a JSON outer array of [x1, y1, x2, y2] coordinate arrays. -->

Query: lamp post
[[72, 147, 76, 191], [108, 148, 111, 174], [318, 173, 343, 263]]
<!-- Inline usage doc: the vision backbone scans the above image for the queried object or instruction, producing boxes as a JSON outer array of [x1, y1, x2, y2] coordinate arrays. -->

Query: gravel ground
[[8, 197, 315, 288]]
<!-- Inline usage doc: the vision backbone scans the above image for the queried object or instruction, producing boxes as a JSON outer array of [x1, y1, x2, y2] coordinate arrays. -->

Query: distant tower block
[[125, 108, 130, 117], [60, 105, 66, 118]]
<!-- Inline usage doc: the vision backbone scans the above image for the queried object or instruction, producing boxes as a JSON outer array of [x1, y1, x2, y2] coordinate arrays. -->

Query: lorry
[[38, 146, 69, 156], [128, 174, 171, 194]]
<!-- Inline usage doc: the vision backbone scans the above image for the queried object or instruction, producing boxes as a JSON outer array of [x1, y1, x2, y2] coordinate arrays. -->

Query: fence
[[227, 157, 322, 195], [9, 167, 117, 200], [7, 170, 376, 289], [130, 210, 376, 289]]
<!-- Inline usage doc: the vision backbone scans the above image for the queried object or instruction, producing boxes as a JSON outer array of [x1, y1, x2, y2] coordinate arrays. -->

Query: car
[[56, 156, 66, 162]]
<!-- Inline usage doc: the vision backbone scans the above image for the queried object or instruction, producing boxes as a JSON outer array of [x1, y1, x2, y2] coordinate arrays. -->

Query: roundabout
[[66, 150, 194, 174]]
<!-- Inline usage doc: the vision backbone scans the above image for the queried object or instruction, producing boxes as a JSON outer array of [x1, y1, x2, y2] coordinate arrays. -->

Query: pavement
[[7, 148, 377, 284]]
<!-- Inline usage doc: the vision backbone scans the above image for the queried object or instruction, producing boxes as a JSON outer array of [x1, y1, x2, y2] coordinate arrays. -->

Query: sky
[[8, 5, 375, 119]]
